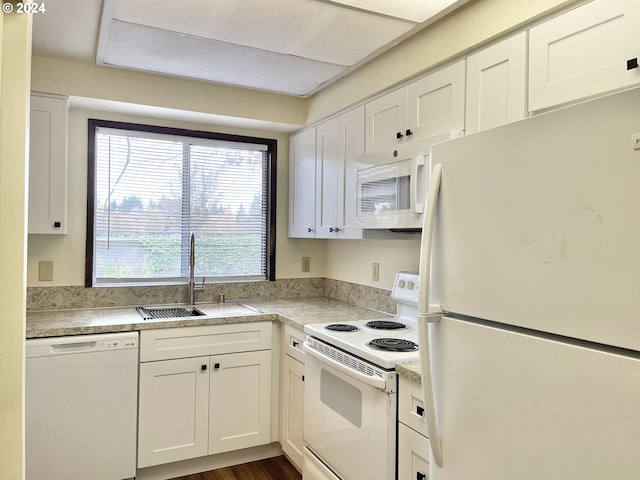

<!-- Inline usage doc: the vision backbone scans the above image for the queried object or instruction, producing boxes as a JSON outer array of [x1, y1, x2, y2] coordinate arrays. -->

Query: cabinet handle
[[307, 227, 314, 233], [416, 405, 425, 417], [292, 341, 299, 347], [417, 472, 426, 480], [54, 221, 61, 228], [627, 58, 639, 70], [396, 131, 404, 139], [302, 375, 305, 381], [329, 227, 341, 233], [406, 129, 413, 137], [201, 364, 207, 371], [214, 362, 220, 369]]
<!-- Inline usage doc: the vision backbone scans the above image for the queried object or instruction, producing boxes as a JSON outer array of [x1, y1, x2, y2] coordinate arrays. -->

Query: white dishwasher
[[26, 332, 139, 480]]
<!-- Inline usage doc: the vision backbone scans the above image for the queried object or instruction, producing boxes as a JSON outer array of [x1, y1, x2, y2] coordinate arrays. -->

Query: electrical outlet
[[39, 261, 54, 282], [372, 262, 379, 282], [302, 256, 311, 272]]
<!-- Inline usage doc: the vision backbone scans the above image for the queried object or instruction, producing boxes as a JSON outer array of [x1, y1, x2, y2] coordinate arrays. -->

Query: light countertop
[[26, 297, 392, 338]]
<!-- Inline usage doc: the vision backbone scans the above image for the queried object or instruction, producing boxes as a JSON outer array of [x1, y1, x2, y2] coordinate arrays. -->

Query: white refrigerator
[[417, 87, 640, 479]]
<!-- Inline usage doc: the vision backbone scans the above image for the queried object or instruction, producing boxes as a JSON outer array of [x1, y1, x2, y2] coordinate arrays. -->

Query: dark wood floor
[[170, 456, 301, 480]]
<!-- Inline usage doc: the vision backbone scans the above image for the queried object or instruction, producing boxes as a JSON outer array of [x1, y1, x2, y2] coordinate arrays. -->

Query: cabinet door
[[315, 117, 340, 238], [465, 32, 527, 133], [29, 94, 69, 234], [289, 128, 317, 238], [398, 423, 430, 480], [281, 354, 304, 471], [338, 106, 365, 238], [138, 357, 210, 467], [407, 60, 466, 138], [209, 350, 272, 454], [365, 87, 407, 152], [529, 0, 640, 112]]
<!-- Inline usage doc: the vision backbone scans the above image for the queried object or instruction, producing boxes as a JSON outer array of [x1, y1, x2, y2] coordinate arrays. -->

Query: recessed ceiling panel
[[32, 0, 103, 60], [327, 0, 461, 23], [103, 20, 347, 96], [110, 0, 416, 66]]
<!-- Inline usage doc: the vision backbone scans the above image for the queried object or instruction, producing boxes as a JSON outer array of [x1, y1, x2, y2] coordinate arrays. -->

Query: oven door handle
[[304, 343, 387, 390]]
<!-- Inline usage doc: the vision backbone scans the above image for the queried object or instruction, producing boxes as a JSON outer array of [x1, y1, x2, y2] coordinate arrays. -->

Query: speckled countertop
[[26, 296, 423, 380], [26, 297, 393, 338], [395, 360, 421, 383]]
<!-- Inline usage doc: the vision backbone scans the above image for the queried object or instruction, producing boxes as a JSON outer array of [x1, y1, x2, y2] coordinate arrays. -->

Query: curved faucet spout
[[188, 232, 196, 306]]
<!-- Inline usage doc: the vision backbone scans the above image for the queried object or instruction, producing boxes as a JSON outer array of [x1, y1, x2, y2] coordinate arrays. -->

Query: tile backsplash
[[26, 277, 396, 314]]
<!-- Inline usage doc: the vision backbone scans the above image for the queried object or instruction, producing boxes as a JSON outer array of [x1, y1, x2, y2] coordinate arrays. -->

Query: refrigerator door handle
[[417, 162, 444, 467]]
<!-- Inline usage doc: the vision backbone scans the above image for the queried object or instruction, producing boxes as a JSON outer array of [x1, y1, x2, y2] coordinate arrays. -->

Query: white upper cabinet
[[365, 60, 466, 152], [338, 106, 365, 238], [289, 127, 317, 238], [29, 93, 69, 234], [364, 87, 407, 152], [407, 60, 466, 139], [465, 32, 528, 133], [315, 117, 340, 238], [529, 0, 640, 112], [289, 107, 365, 239]]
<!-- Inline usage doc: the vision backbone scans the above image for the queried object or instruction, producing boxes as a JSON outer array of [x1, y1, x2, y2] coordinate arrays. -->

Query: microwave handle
[[413, 155, 426, 213]]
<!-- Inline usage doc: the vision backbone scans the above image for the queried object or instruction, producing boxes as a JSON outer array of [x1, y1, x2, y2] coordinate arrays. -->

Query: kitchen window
[[85, 120, 276, 287]]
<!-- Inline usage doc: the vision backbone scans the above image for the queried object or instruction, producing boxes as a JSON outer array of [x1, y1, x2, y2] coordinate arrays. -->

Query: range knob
[[407, 281, 415, 290], [398, 280, 406, 288]]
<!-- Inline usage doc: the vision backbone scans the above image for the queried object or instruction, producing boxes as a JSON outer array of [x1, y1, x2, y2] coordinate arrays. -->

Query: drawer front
[[140, 322, 272, 362], [399, 376, 428, 437], [398, 422, 430, 480], [284, 324, 305, 363]]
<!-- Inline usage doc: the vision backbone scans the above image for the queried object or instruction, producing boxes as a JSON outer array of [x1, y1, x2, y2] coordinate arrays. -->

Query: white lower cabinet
[[138, 323, 272, 468], [138, 356, 210, 467], [280, 325, 305, 471], [209, 350, 272, 454], [398, 376, 429, 480]]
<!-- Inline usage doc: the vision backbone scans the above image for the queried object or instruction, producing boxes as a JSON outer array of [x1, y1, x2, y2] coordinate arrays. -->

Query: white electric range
[[303, 272, 420, 480]]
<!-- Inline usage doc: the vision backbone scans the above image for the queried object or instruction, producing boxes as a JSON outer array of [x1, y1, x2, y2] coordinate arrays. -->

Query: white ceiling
[[32, 0, 467, 97]]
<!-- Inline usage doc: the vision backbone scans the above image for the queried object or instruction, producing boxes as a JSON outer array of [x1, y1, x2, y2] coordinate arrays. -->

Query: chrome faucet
[[188, 232, 204, 306]]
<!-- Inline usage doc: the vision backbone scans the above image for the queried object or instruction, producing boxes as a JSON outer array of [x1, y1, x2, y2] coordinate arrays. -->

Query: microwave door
[[355, 156, 425, 229]]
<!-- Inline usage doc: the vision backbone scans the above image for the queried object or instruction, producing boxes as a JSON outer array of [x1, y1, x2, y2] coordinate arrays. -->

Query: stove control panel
[[392, 272, 420, 305]]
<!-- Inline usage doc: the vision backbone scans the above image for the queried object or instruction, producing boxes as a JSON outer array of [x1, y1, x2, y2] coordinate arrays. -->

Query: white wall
[[0, 11, 31, 480]]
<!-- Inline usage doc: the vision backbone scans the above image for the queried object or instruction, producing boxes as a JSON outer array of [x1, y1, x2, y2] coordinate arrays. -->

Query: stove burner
[[367, 338, 419, 352], [325, 323, 359, 332], [365, 320, 407, 330]]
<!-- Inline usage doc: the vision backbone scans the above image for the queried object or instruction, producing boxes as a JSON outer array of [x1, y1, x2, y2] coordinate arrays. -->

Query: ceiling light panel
[[326, 0, 461, 23], [103, 20, 346, 95], [110, 0, 416, 66]]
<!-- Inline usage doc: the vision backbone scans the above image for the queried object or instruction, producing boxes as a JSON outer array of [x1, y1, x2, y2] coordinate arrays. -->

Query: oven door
[[303, 347, 396, 480]]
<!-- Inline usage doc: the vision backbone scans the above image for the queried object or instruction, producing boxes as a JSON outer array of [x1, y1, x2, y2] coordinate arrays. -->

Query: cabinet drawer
[[140, 322, 272, 362], [398, 376, 428, 438], [398, 422, 429, 480], [284, 324, 305, 363]]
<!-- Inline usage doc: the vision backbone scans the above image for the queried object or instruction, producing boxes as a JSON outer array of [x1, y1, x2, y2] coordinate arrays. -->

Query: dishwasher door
[[26, 332, 139, 480]]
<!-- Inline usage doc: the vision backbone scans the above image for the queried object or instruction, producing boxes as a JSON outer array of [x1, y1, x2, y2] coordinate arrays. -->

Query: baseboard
[[135, 442, 284, 480]]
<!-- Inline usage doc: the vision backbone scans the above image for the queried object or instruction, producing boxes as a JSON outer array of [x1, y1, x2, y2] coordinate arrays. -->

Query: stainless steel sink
[[136, 303, 260, 320], [136, 306, 205, 320]]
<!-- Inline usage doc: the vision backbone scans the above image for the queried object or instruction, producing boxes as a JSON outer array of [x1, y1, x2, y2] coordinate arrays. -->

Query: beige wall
[[27, 107, 327, 286], [28, 0, 584, 292], [307, 0, 582, 290], [306, 0, 581, 123], [0, 11, 31, 480]]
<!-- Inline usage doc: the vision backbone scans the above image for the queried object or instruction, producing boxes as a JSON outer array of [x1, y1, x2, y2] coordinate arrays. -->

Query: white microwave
[[355, 131, 463, 229]]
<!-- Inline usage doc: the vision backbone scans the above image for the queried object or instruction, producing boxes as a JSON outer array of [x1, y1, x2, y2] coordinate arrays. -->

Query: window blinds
[[93, 126, 269, 285]]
